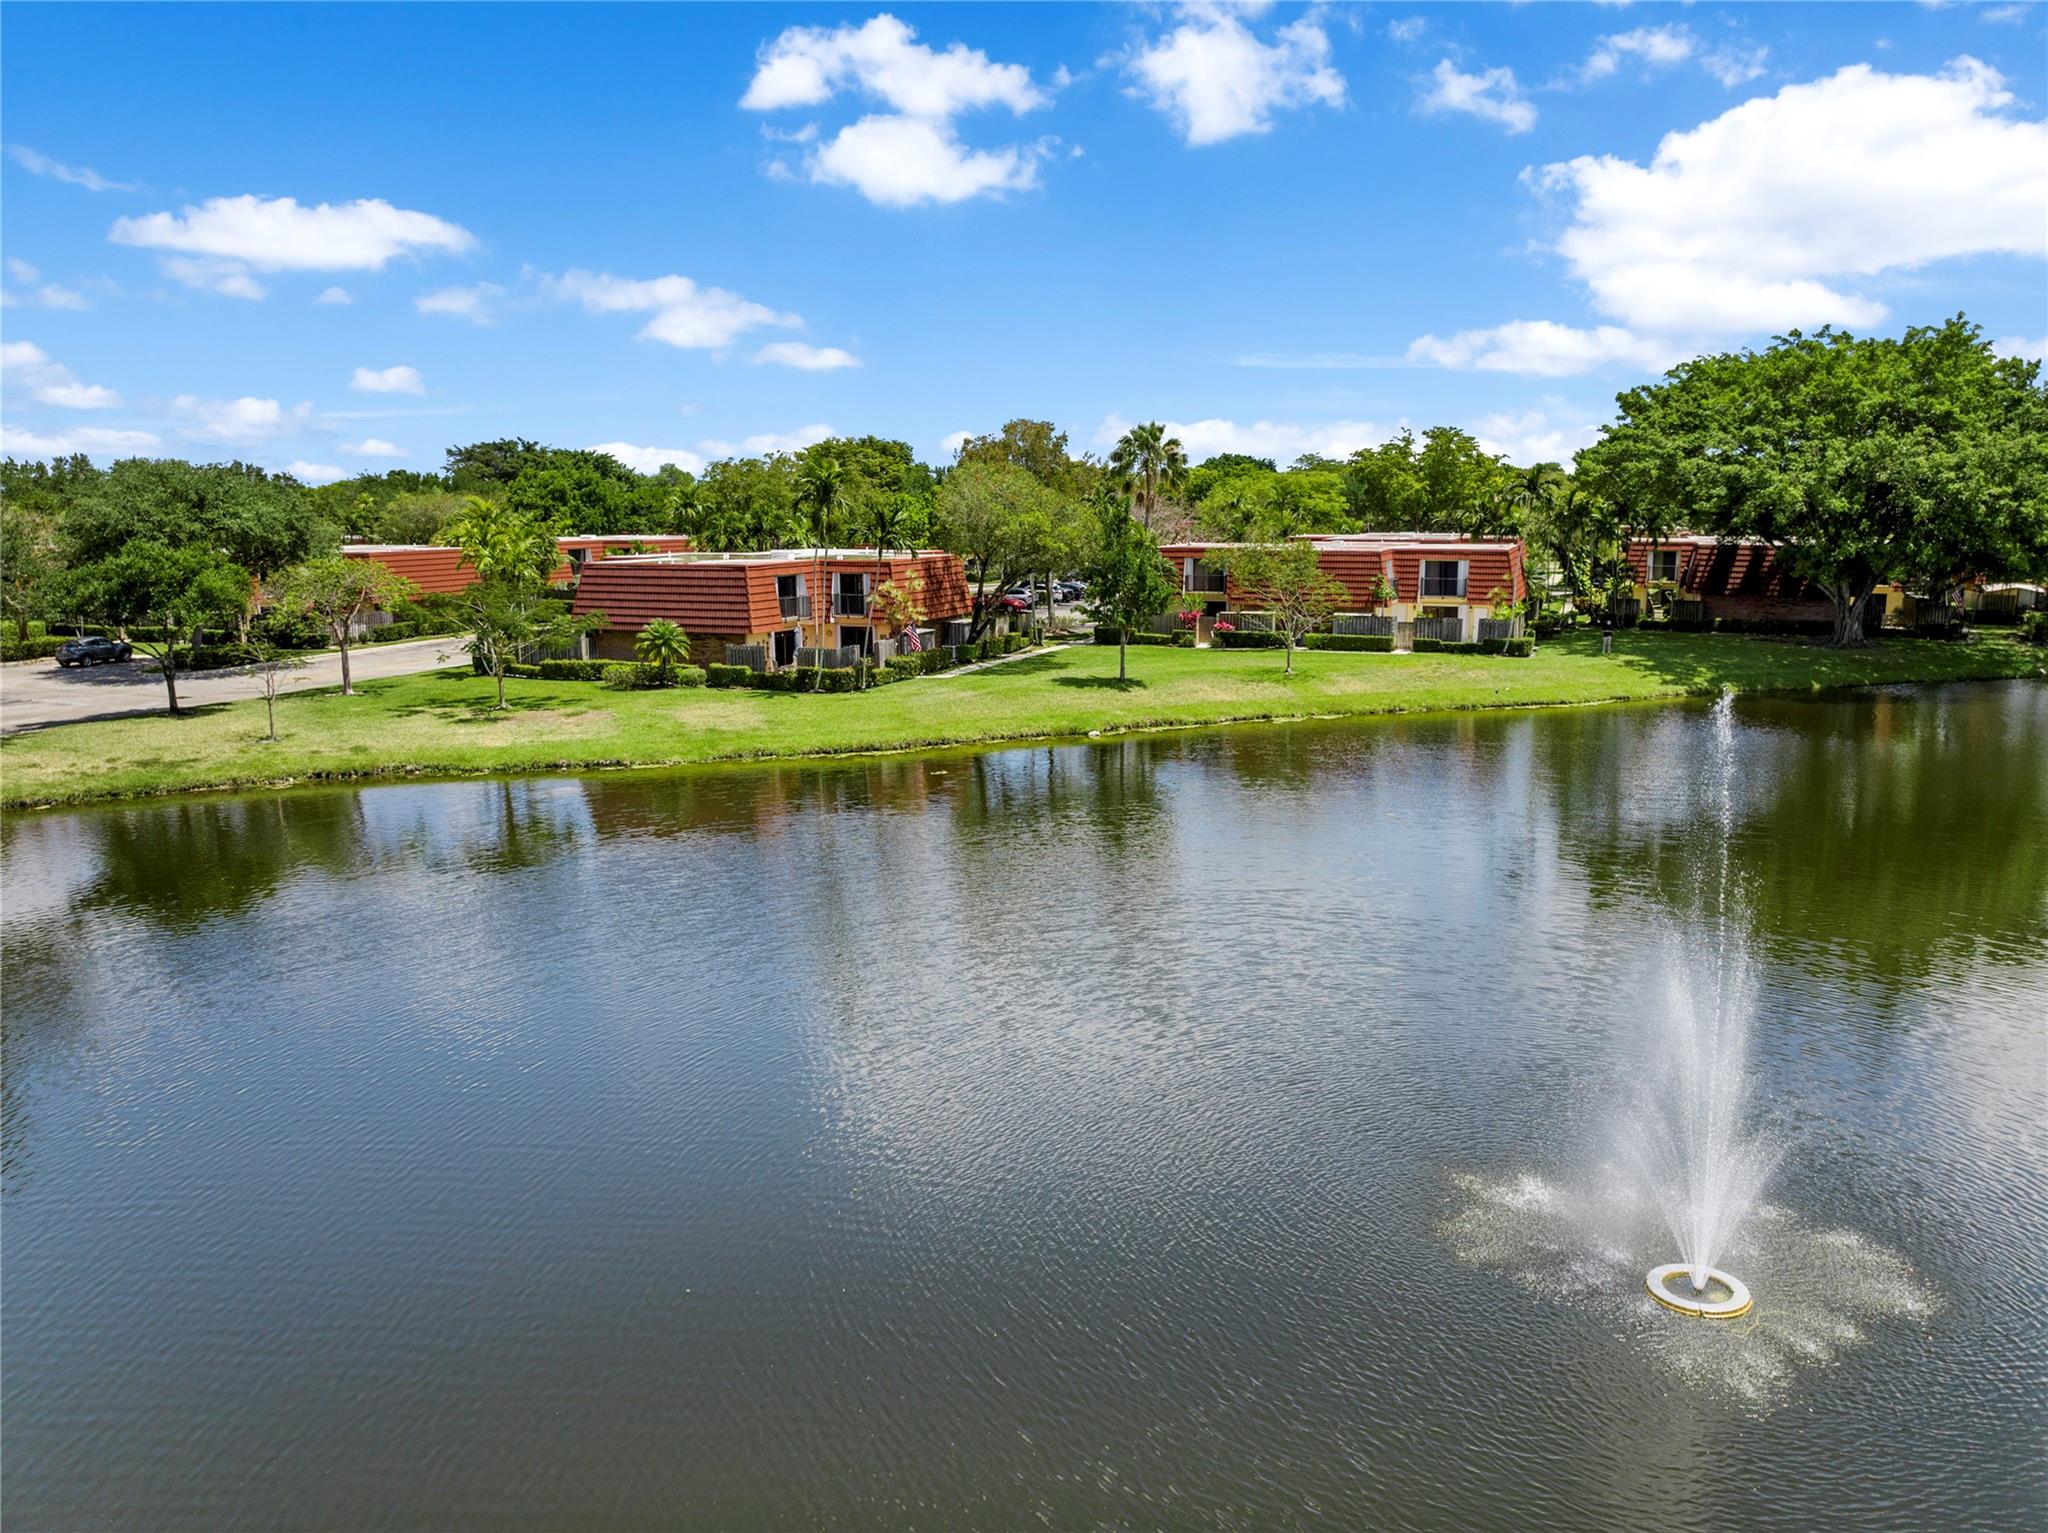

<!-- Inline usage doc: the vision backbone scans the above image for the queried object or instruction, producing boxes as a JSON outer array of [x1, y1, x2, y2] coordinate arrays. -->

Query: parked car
[[54, 636, 133, 667], [1054, 581, 1085, 602], [996, 592, 1034, 613]]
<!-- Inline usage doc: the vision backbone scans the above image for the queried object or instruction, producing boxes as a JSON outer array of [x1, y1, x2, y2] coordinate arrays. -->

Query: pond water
[[4, 683, 2044, 1530]]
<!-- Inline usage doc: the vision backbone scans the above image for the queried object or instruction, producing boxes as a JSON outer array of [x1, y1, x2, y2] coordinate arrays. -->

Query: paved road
[[0, 635, 471, 734]]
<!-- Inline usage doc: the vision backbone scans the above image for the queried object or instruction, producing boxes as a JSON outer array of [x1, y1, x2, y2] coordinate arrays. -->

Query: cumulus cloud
[[743, 12, 1046, 116], [168, 394, 313, 445], [342, 437, 408, 458], [1993, 335, 2046, 361], [1420, 60, 1536, 134], [1406, 321, 1676, 377], [1093, 411, 1394, 464], [1700, 43, 1770, 88], [1123, 5, 1346, 145], [1, 340, 122, 408], [542, 269, 802, 350], [285, 461, 345, 483], [416, 282, 504, 324], [316, 285, 352, 305], [1582, 25, 1695, 80], [808, 114, 1050, 206], [0, 279, 91, 310], [939, 428, 973, 460], [743, 13, 1056, 206], [1466, 408, 1605, 465], [752, 340, 862, 370], [8, 144, 134, 192], [7, 259, 37, 283], [351, 363, 425, 394], [111, 194, 475, 298], [588, 441, 708, 476], [695, 423, 836, 458], [1387, 19, 1427, 45], [0, 423, 161, 459], [1534, 57, 2048, 334]]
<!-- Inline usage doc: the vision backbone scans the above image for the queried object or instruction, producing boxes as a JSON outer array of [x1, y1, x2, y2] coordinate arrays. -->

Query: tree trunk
[[13, 612, 27, 644], [162, 657, 181, 716], [1119, 636, 1128, 683], [338, 634, 354, 695], [264, 683, 278, 742], [1284, 637, 1294, 676], [1829, 577, 1876, 647], [495, 665, 507, 710]]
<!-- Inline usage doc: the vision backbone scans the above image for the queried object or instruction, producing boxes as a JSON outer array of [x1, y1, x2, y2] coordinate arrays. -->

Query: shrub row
[[1, 636, 71, 661], [602, 662, 705, 690], [1303, 633, 1396, 652], [700, 633, 1042, 693], [1093, 627, 1179, 646], [1214, 630, 1286, 649], [1412, 636, 1534, 657], [2021, 610, 2048, 645]]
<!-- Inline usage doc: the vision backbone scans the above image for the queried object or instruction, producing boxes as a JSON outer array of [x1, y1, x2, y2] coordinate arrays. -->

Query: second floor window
[[1420, 560, 1465, 598], [1186, 559, 1227, 593], [1649, 549, 1680, 583], [834, 571, 869, 616]]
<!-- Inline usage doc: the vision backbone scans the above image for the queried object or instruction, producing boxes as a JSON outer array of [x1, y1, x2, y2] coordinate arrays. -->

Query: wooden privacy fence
[[724, 643, 768, 672], [1475, 616, 1524, 641], [796, 645, 864, 670], [1332, 614, 1395, 637], [1412, 616, 1465, 643]]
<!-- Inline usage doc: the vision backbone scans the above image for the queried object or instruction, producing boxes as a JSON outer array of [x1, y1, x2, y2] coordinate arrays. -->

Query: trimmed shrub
[[1502, 637, 1534, 657], [601, 663, 643, 690], [705, 663, 752, 688], [2021, 610, 2048, 645], [1304, 633, 1395, 653], [362, 622, 418, 643], [1215, 630, 1286, 649], [1094, 626, 1179, 647], [1174, 631, 1196, 648], [886, 656, 924, 682], [1, 636, 70, 662], [504, 661, 543, 678], [536, 659, 610, 682]]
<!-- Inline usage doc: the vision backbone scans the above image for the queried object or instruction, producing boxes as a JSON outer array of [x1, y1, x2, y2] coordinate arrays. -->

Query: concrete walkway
[[0, 634, 470, 734], [932, 640, 1081, 677]]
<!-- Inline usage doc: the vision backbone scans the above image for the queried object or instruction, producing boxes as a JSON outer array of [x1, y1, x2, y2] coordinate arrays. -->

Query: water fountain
[[1623, 691, 1776, 1319]]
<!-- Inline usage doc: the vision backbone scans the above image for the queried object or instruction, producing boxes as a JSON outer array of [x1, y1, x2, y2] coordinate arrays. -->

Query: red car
[[996, 592, 1034, 613]]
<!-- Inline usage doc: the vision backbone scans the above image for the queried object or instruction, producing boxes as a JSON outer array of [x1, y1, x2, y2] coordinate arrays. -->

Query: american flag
[[899, 624, 924, 653]]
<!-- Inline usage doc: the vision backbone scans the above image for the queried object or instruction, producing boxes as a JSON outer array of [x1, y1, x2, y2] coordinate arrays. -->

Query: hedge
[[601, 662, 706, 690], [1214, 630, 1286, 649], [2, 636, 70, 661], [536, 659, 610, 682], [1303, 633, 1395, 653], [2022, 610, 2048, 644], [1093, 626, 1179, 646], [1411, 636, 1532, 657]]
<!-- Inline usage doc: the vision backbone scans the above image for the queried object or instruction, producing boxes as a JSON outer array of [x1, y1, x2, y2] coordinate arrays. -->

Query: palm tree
[[1108, 422, 1188, 532], [634, 617, 689, 682], [794, 457, 846, 682]]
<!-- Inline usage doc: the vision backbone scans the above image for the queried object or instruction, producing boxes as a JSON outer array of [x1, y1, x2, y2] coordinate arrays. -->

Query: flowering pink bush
[[1177, 606, 1201, 628], [1213, 619, 1236, 634]]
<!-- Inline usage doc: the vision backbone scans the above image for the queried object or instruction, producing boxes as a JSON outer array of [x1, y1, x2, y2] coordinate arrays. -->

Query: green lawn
[[4, 631, 2042, 808]]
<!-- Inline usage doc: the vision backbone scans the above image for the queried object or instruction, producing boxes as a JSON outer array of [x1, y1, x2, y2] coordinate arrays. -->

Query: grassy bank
[[4, 631, 2041, 809]]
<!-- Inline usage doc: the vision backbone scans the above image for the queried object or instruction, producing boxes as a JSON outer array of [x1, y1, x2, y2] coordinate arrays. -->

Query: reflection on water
[[2, 682, 2044, 1530]]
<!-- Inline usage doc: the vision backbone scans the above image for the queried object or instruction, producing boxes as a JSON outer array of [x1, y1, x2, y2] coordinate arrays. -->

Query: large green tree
[[1213, 539, 1348, 675], [936, 461, 1063, 637], [273, 555, 419, 696], [443, 496, 598, 708], [1, 496, 64, 642], [1082, 494, 1178, 682], [62, 540, 251, 714], [1582, 317, 2048, 645]]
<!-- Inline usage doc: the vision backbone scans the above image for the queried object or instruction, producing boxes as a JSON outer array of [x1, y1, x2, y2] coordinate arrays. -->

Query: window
[[1649, 549, 1680, 584], [776, 573, 810, 619], [834, 571, 869, 617], [1420, 560, 1466, 598], [839, 624, 872, 657], [1186, 558, 1227, 594], [773, 628, 799, 666]]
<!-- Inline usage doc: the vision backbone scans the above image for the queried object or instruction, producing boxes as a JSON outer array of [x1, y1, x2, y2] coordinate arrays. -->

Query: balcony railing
[[779, 593, 812, 619], [1419, 577, 1466, 599], [1185, 573, 1228, 593], [833, 592, 868, 617]]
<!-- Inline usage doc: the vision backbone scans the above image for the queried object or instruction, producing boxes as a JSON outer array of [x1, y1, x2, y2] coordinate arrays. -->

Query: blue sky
[[3, 2, 2044, 479]]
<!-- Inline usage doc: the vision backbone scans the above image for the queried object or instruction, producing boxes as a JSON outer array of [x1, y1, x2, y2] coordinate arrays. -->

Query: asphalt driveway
[[0, 635, 471, 734]]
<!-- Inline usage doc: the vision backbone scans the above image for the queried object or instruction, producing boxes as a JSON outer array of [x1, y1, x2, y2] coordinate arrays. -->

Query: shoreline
[[4, 633, 2041, 812]]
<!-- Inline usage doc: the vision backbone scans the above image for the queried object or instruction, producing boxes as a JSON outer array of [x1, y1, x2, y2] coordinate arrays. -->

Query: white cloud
[[1420, 60, 1537, 135], [160, 256, 267, 299], [743, 13, 1057, 206], [1700, 43, 1770, 88], [111, 195, 473, 273], [0, 280, 91, 310], [696, 423, 836, 459], [752, 340, 862, 370], [1406, 321, 1676, 377], [416, 282, 504, 324], [1535, 57, 2048, 334], [1467, 408, 1605, 465], [316, 285, 353, 305], [1125, 6, 1346, 145], [1583, 25, 1695, 80], [0, 423, 161, 459], [7, 145, 133, 193], [1993, 335, 2046, 361], [342, 437, 408, 458], [1093, 411, 1394, 464], [940, 428, 972, 459], [742, 13, 1047, 117], [1, 340, 122, 408], [1980, 5, 2030, 23], [168, 394, 312, 445], [542, 269, 800, 349], [588, 441, 708, 476], [1388, 19, 1427, 45], [807, 114, 1049, 206], [351, 363, 425, 395], [285, 461, 346, 482], [6, 259, 37, 283]]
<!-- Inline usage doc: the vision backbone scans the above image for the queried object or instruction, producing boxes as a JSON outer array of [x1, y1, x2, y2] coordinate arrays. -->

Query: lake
[[4, 682, 2044, 1530]]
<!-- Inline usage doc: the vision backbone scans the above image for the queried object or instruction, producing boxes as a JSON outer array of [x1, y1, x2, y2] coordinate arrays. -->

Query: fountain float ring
[[1645, 1263, 1753, 1319]]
